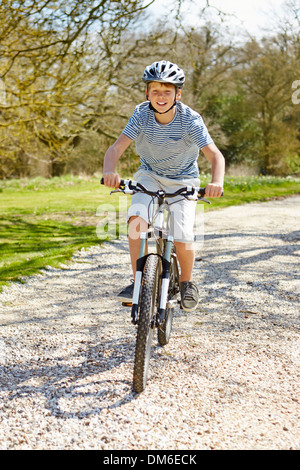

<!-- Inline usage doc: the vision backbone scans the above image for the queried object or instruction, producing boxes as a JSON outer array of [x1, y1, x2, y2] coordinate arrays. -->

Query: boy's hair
[[146, 82, 179, 95]]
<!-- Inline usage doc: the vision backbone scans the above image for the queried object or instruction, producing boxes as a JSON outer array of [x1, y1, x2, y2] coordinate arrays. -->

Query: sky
[[146, 0, 286, 37]]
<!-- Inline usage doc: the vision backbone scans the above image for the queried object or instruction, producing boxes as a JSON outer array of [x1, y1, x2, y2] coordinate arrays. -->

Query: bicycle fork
[[158, 236, 173, 325], [131, 232, 173, 326]]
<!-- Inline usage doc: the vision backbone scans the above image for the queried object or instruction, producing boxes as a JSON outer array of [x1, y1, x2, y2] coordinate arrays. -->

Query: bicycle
[[101, 177, 211, 393]]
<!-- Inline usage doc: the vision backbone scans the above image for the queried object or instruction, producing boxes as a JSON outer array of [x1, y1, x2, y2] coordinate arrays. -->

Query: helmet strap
[[149, 98, 177, 115]]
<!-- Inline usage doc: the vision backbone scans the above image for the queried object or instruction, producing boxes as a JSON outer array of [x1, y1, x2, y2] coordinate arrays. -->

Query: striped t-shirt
[[122, 101, 213, 179]]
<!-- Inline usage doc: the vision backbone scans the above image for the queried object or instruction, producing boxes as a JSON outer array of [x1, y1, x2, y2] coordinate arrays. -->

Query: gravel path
[[0, 197, 299, 450]]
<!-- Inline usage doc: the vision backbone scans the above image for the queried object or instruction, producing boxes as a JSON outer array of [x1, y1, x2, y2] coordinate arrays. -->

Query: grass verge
[[0, 216, 103, 289]]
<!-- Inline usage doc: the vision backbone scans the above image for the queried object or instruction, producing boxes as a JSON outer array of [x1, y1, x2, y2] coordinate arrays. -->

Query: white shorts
[[127, 170, 200, 243]]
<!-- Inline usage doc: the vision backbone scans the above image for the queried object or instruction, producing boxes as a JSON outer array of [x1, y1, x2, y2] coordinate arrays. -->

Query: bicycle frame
[[131, 194, 178, 325]]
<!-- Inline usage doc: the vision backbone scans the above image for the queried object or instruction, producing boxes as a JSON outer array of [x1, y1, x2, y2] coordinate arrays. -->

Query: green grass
[[0, 175, 114, 290], [197, 174, 300, 210], [0, 175, 110, 215], [0, 216, 101, 284], [0, 173, 299, 292]]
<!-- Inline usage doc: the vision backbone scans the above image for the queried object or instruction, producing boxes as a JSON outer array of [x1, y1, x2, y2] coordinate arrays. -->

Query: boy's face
[[146, 82, 181, 114]]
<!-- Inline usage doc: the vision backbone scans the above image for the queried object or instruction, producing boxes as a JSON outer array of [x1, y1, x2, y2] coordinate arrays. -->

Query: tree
[[0, 0, 156, 177], [233, 1, 300, 174]]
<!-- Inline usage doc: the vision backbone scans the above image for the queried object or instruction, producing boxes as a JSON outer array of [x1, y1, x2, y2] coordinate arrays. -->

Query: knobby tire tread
[[133, 255, 159, 393]]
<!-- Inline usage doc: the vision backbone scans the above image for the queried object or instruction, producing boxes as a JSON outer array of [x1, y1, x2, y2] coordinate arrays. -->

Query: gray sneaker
[[117, 282, 134, 302], [180, 281, 199, 312]]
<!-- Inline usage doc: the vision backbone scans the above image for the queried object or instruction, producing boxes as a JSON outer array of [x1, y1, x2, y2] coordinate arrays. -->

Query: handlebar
[[100, 177, 223, 201]]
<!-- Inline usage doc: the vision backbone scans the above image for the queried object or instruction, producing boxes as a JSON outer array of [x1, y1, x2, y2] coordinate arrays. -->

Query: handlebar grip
[[100, 177, 125, 187], [198, 188, 224, 198]]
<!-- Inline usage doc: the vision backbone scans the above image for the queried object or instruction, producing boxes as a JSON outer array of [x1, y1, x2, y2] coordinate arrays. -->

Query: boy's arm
[[201, 143, 225, 198], [102, 134, 133, 187]]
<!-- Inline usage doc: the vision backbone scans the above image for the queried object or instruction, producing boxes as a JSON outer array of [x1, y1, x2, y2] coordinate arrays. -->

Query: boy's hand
[[102, 172, 121, 188], [205, 183, 223, 198]]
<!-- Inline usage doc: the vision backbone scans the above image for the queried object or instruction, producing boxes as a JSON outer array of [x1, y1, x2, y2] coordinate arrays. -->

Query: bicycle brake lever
[[110, 189, 123, 194], [199, 197, 211, 204]]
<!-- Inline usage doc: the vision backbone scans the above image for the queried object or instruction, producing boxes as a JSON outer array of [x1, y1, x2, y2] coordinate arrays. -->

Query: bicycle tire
[[133, 254, 159, 393], [157, 252, 179, 346]]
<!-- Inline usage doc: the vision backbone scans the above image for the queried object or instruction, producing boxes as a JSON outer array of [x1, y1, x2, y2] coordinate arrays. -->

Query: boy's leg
[[174, 241, 195, 282], [117, 215, 148, 302], [128, 216, 148, 276], [174, 241, 199, 311], [171, 206, 199, 311], [117, 172, 157, 302]]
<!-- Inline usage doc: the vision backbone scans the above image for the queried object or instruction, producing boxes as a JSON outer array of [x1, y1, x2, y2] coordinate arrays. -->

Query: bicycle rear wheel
[[157, 251, 179, 346], [133, 254, 159, 393]]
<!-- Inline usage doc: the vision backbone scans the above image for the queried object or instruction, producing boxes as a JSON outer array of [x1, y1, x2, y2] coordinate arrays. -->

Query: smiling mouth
[[156, 102, 167, 106]]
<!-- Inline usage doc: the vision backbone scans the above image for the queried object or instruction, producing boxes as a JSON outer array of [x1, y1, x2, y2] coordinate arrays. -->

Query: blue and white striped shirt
[[122, 101, 213, 179]]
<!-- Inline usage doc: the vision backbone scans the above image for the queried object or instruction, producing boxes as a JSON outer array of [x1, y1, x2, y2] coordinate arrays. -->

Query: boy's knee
[[128, 216, 148, 240], [174, 241, 195, 252], [128, 215, 147, 226]]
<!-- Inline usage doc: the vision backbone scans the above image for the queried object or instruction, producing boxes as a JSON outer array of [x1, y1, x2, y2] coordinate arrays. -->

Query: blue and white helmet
[[142, 60, 185, 88]]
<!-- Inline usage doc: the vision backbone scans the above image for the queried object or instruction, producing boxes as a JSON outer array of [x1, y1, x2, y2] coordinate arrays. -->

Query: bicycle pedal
[[122, 301, 132, 307]]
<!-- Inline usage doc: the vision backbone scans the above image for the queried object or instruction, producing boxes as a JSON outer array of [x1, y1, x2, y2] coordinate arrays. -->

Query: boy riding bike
[[102, 60, 225, 312]]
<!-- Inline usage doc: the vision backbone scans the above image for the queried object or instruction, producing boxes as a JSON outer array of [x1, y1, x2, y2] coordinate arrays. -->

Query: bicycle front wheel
[[133, 254, 159, 393]]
